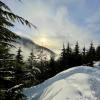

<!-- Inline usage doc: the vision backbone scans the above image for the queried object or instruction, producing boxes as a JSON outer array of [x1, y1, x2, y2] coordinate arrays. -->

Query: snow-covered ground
[[23, 62, 100, 100]]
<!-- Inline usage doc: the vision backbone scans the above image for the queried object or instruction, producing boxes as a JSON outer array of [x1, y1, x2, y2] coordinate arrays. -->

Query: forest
[[0, 0, 100, 100]]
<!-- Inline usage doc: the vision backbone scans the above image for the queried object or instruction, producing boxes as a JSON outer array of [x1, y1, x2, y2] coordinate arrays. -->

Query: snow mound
[[23, 66, 100, 100], [94, 61, 100, 68]]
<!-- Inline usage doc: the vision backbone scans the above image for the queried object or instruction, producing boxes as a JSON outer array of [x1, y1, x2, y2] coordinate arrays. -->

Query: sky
[[2, 0, 100, 53]]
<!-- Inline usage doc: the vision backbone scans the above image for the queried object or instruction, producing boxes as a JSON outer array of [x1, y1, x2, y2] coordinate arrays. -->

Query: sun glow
[[40, 37, 47, 44], [33, 30, 57, 50]]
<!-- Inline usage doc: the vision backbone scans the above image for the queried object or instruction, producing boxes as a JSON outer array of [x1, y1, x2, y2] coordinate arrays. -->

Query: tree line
[[41, 42, 100, 79], [59, 42, 100, 71]]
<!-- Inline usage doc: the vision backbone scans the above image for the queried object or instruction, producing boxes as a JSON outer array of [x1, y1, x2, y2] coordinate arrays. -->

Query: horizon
[[2, 0, 100, 53]]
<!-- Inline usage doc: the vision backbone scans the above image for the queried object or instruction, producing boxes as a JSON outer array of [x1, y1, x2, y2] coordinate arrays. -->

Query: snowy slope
[[23, 65, 100, 100], [94, 61, 100, 69]]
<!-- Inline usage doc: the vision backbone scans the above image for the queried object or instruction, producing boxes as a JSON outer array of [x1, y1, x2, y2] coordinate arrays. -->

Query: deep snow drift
[[23, 63, 100, 100]]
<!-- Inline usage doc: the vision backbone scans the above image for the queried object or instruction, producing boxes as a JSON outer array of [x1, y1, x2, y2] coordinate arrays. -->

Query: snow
[[23, 65, 100, 100], [94, 61, 100, 68], [7, 84, 23, 92]]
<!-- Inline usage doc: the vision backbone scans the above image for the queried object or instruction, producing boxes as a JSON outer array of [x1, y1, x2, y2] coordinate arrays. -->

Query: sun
[[41, 38, 47, 43], [40, 37, 47, 46]]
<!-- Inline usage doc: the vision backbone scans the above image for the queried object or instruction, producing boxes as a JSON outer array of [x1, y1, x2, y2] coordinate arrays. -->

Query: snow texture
[[23, 63, 100, 100]]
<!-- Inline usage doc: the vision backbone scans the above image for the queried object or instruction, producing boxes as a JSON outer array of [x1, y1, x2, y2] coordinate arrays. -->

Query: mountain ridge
[[12, 36, 56, 60]]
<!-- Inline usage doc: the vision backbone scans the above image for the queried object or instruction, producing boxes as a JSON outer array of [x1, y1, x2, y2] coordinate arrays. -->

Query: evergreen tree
[[0, 1, 34, 99], [27, 49, 40, 85], [15, 47, 25, 84], [16, 47, 23, 64], [86, 42, 96, 66], [73, 42, 82, 66], [74, 42, 80, 55], [36, 49, 51, 82], [82, 46, 86, 57], [82, 46, 87, 64], [95, 45, 100, 61], [60, 43, 66, 70], [0, 1, 34, 46], [65, 42, 73, 68], [66, 43, 72, 55], [0, 44, 14, 69], [28, 49, 36, 69], [48, 56, 56, 77]]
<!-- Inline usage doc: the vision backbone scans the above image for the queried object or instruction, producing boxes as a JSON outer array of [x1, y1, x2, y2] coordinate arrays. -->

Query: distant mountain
[[11, 37, 55, 60]]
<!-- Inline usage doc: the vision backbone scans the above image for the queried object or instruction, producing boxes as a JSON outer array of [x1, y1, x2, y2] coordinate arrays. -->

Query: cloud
[[29, 3, 92, 50], [3, 0, 100, 53]]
